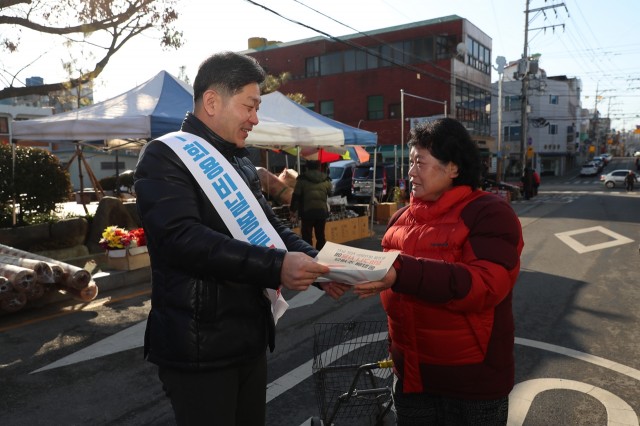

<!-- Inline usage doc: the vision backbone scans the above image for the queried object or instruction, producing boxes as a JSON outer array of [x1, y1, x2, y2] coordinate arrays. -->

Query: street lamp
[[400, 89, 448, 178]]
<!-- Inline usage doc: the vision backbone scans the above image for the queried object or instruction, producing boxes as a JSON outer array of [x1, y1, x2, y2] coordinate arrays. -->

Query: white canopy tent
[[247, 91, 377, 148]]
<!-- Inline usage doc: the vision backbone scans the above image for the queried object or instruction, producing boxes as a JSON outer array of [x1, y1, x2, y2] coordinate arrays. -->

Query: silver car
[[600, 169, 637, 189]]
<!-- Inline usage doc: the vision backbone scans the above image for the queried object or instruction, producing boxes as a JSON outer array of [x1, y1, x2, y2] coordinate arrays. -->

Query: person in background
[[521, 167, 535, 200], [134, 51, 349, 426], [624, 170, 635, 192], [354, 118, 524, 425], [532, 169, 541, 196], [290, 160, 333, 250]]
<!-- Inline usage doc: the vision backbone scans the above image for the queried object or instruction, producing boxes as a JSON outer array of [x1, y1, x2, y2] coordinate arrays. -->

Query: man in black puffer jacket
[[134, 52, 349, 426]]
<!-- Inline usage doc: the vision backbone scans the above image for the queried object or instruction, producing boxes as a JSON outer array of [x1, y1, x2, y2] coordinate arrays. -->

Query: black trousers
[[301, 217, 327, 250], [158, 353, 267, 426], [392, 376, 508, 426]]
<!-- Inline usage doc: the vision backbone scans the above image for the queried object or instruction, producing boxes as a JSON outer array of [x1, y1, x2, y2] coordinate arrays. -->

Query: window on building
[[368, 96, 384, 120], [379, 45, 393, 67], [456, 80, 491, 135], [390, 41, 405, 65], [320, 100, 334, 119], [320, 52, 343, 76], [504, 125, 521, 141], [549, 94, 559, 105], [465, 36, 491, 75], [504, 95, 522, 111], [305, 57, 319, 78], [548, 124, 558, 135], [436, 35, 457, 60], [411, 36, 434, 62], [366, 46, 380, 69], [304, 102, 315, 111]]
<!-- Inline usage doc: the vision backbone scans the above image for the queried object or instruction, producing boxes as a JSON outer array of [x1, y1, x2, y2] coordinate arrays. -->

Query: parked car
[[326, 159, 356, 197], [600, 169, 638, 188], [580, 162, 599, 177], [482, 179, 522, 200], [591, 157, 605, 172], [600, 153, 612, 164], [351, 162, 398, 202]]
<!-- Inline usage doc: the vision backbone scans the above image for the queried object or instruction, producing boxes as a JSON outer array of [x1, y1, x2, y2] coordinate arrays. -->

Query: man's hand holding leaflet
[[315, 241, 399, 285]]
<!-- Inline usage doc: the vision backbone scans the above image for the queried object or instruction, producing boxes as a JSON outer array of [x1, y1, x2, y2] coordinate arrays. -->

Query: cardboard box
[[107, 247, 150, 271], [375, 203, 398, 222]]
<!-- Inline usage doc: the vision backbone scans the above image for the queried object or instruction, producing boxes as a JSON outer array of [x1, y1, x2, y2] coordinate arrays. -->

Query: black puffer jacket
[[134, 113, 316, 371]]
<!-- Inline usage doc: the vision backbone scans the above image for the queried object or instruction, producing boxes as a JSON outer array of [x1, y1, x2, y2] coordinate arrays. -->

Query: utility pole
[[495, 56, 507, 182], [519, 0, 530, 174], [519, 0, 568, 173]]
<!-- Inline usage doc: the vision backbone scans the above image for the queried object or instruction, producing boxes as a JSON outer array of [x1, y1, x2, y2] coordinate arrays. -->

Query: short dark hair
[[193, 51, 266, 103], [407, 117, 482, 189], [306, 160, 320, 170]]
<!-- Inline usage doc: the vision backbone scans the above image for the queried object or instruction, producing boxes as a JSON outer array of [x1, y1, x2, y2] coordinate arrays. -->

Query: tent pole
[[296, 146, 301, 174], [74, 143, 89, 214], [266, 150, 270, 200], [369, 147, 378, 236], [11, 140, 16, 226]]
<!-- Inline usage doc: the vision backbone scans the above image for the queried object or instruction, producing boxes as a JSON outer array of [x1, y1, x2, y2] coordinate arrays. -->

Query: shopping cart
[[310, 321, 394, 426]]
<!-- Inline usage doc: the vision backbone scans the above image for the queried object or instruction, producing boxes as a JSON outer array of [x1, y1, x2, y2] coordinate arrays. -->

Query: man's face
[[207, 82, 261, 148]]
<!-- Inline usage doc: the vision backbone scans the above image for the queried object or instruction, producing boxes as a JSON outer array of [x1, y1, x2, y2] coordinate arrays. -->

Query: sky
[[4, 0, 640, 131]]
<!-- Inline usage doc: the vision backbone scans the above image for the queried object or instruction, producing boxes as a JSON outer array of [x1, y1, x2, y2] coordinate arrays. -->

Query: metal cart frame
[[311, 321, 394, 426]]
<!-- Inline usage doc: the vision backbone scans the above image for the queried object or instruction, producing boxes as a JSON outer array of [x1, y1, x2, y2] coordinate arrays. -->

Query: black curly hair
[[407, 117, 482, 189]]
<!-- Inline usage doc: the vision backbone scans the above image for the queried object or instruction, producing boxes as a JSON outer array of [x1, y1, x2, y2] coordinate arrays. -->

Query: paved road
[[2, 161, 640, 425]]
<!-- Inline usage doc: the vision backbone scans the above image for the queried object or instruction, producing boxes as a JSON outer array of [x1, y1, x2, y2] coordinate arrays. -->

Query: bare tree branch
[[0, 0, 181, 101]]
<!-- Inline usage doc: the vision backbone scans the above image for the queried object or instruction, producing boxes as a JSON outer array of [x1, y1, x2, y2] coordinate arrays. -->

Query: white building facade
[[491, 64, 582, 177]]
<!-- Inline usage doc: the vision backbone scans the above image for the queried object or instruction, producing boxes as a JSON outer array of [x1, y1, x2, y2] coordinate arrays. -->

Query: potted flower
[[99, 226, 149, 270]]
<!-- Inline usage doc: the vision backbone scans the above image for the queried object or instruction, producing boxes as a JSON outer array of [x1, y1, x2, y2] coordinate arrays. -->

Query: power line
[[244, 0, 454, 86]]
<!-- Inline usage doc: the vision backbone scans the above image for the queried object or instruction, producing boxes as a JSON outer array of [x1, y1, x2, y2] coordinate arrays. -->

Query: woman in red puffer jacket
[[354, 118, 524, 426]]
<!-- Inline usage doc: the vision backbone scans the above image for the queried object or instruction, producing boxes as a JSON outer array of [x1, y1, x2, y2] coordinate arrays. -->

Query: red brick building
[[243, 15, 494, 157]]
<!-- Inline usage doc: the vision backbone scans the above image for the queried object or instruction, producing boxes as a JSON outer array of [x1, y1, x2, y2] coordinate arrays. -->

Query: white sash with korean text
[[157, 131, 289, 323]]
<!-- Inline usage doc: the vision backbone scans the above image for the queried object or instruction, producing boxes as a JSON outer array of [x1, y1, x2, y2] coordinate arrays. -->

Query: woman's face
[[408, 145, 458, 202]]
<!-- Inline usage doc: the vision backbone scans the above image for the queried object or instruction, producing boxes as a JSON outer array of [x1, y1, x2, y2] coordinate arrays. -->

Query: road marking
[[30, 289, 326, 373], [555, 226, 635, 254], [508, 379, 638, 426], [30, 323, 640, 424], [516, 337, 640, 381], [31, 320, 147, 374], [286, 286, 324, 309]]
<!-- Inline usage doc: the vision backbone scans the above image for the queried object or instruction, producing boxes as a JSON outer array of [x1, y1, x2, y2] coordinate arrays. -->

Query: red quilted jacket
[[380, 186, 523, 399]]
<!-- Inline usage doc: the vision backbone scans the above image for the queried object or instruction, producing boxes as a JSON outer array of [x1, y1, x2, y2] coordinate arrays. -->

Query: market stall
[[246, 91, 379, 242]]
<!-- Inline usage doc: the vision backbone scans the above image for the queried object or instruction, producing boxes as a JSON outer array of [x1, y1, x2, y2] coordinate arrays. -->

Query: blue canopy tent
[[11, 70, 193, 141]]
